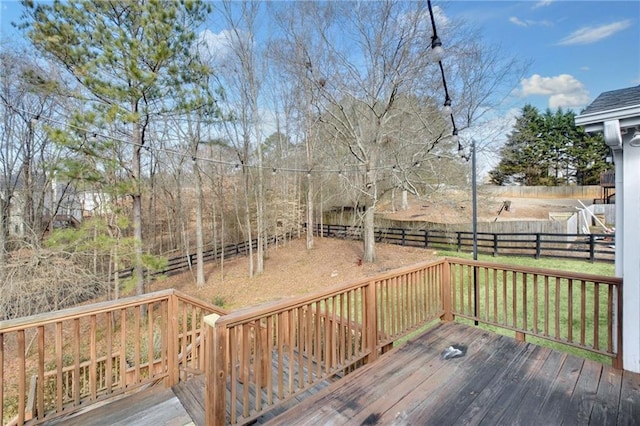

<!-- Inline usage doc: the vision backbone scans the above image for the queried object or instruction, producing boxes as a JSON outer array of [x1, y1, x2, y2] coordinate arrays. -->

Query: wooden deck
[[265, 322, 640, 425], [42, 322, 640, 426], [43, 386, 193, 426]]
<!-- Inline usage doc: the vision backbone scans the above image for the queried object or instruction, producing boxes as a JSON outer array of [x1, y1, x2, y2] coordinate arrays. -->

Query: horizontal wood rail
[[1, 290, 226, 426], [316, 223, 615, 263], [116, 232, 297, 281]]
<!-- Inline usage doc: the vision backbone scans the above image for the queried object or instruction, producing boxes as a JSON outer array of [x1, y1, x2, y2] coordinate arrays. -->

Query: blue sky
[[443, 0, 639, 113], [2, 0, 638, 116]]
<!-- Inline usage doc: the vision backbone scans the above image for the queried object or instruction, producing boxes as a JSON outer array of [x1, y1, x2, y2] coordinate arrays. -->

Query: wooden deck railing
[[0, 290, 226, 425], [445, 258, 622, 367], [204, 258, 621, 425], [204, 260, 450, 425], [1, 258, 621, 426]]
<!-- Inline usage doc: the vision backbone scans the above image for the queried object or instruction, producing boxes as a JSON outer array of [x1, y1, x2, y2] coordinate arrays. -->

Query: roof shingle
[[581, 85, 640, 115]]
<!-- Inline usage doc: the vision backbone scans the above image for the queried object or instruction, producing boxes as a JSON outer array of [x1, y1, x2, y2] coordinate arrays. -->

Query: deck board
[[264, 323, 640, 426], [618, 369, 640, 425], [44, 386, 193, 426], [591, 365, 623, 426], [561, 358, 602, 426]]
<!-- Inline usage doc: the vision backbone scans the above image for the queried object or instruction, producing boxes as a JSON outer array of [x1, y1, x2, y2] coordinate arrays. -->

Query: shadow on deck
[[44, 322, 640, 425]]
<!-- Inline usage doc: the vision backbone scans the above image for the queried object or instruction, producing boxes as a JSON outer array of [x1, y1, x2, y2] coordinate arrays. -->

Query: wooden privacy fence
[[0, 290, 227, 426], [316, 223, 615, 263], [204, 258, 621, 425]]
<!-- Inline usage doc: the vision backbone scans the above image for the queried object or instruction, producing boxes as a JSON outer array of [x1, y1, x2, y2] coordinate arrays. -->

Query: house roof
[[582, 85, 640, 115], [575, 85, 640, 131]]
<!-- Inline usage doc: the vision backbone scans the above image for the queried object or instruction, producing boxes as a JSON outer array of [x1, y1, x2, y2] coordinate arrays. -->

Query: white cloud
[[558, 20, 632, 45], [519, 74, 590, 109], [509, 16, 528, 27], [532, 0, 554, 9], [432, 5, 450, 28], [508, 16, 553, 28], [196, 28, 238, 67]]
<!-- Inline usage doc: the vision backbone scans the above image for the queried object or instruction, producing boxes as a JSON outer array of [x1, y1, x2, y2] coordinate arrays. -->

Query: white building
[[576, 84, 640, 373]]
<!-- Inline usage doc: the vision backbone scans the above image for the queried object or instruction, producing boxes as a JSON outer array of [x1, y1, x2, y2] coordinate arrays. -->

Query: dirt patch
[[380, 194, 588, 223], [147, 237, 439, 310]]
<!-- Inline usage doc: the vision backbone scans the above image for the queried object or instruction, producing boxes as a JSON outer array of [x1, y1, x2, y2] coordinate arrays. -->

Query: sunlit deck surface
[[48, 322, 640, 426]]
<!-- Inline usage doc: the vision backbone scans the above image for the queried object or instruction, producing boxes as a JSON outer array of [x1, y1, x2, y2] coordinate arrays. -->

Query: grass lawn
[[435, 250, 615, 277]]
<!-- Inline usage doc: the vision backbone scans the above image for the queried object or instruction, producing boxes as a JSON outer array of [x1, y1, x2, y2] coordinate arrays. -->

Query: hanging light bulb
[[442, 96, 452, 116], [272, 168, 277, 175], [451, 128, 459, 144], [431, 36, 444, 62]]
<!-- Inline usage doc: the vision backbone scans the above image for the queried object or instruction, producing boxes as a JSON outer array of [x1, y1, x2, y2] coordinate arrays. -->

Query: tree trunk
[[0, 196, 7, 266], [132, 120, 144, 296], [362, 204, 376, 262], [306, 174, 314, 249], [194, 158, 205, 287], [401, 190, 409, 211]]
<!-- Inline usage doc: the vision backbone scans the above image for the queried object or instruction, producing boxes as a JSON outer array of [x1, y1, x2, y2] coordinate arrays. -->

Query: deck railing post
[[614, 282, 623, 370], [205, 314, 227, 426], [441, 260, 453, 321], [166, 294, 179, 387], [365, 281, 378, 364]]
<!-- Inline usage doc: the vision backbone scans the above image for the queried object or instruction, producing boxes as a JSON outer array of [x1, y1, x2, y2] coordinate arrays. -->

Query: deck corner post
[[441, 260, 453, 321], [614, 282, 623, 370], [365, 281, 378, 364], [205, 314, 227, 426]]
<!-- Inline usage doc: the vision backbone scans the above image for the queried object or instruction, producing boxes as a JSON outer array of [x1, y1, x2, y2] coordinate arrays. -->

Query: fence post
[[457, 232, 462, 252], [589, 234, 596, 263], [365, 281, 378, 364], [401, 228, 406, 246], [535, 234, 541, 259], [493, 234, 498, 257], [205, 314, 226, 426], [424, 230, 429, 248]]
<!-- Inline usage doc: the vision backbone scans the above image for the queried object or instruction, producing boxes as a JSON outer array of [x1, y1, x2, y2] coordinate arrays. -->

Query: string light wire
[[2, 1, 460, 174]]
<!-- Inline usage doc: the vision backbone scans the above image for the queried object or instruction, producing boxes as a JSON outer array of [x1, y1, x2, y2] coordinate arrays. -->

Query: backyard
[[148, 236, 615, 311]]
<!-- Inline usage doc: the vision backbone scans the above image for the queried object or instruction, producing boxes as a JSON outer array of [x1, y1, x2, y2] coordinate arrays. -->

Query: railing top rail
[[173, 289, 230, 316], [0, 288, 227, 333], [215, 258, 448, 328], [444, 257, 621, 285]]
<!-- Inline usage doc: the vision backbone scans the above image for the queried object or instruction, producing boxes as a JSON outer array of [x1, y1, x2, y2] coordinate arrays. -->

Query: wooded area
[[0, 0, 542, 315]]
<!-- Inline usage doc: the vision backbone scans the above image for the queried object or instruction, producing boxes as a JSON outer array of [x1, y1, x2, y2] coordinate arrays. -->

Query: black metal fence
[[315, 224, 615, 263]]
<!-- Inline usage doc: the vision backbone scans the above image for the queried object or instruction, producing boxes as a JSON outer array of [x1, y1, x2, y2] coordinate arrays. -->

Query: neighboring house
[[576, 84, 640, 373], [3, 179, 111, 237]]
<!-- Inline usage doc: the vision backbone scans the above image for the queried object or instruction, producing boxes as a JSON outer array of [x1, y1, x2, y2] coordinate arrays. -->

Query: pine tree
[[21, 0, 215, 295], [490, 105, 610, 186]]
